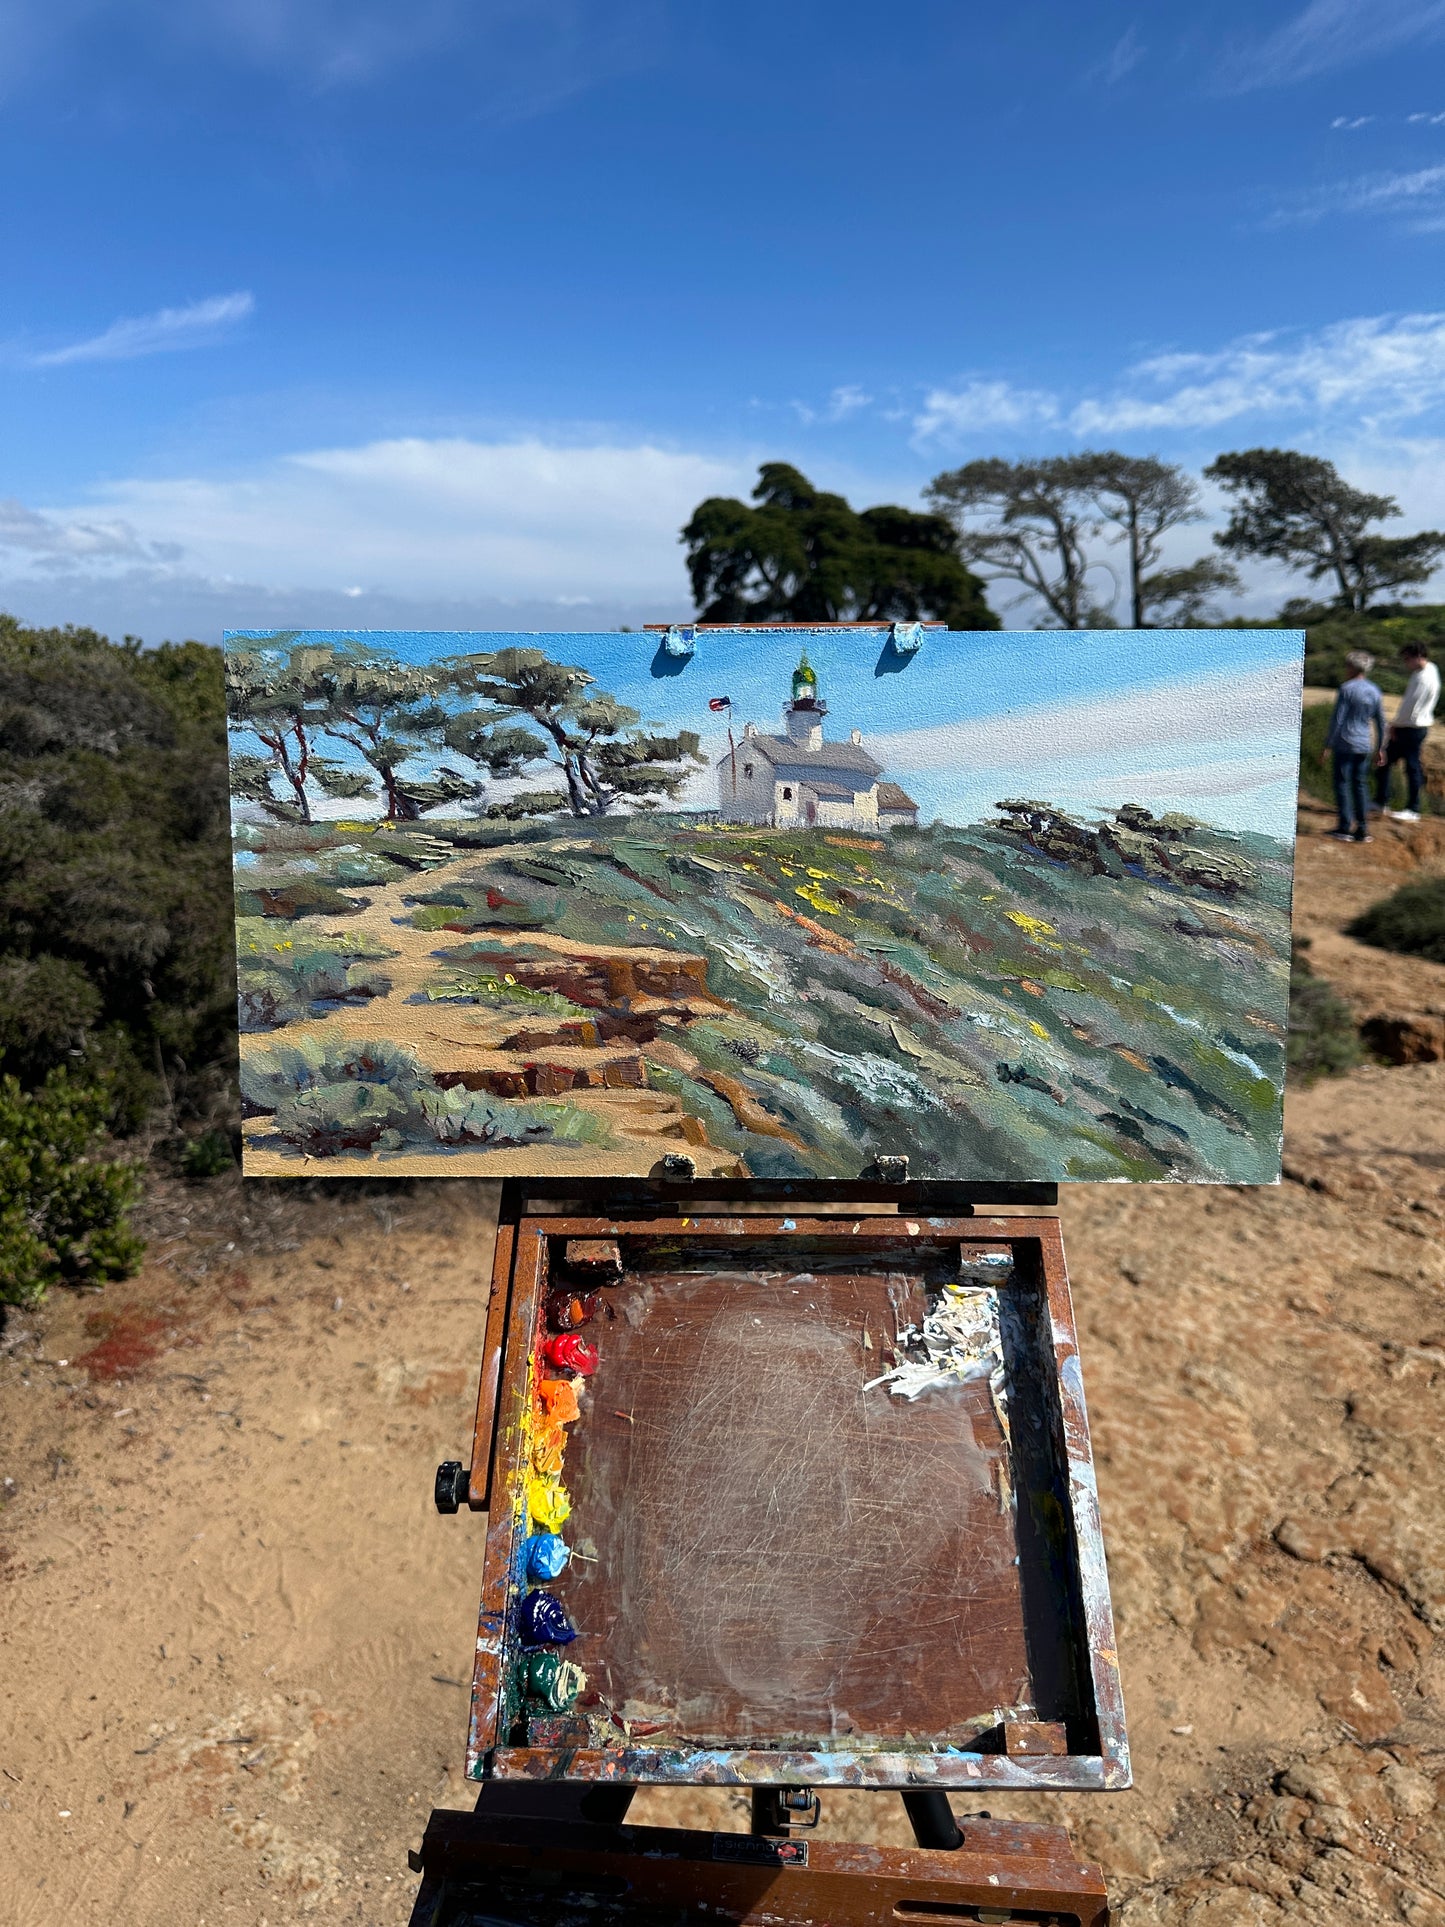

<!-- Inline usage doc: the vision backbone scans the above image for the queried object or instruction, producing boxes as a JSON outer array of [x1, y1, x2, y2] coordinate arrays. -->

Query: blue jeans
[[1332, 748, 1371, 835], [1375, 725, 1428, 813]]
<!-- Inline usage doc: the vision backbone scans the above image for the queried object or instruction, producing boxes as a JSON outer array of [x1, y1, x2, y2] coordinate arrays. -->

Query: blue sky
[[7, 1, 1445, 638], [226, 625, 1305, 836]]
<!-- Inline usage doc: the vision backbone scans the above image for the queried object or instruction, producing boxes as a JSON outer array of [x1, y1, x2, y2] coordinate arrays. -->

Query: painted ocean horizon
[[223, 624, 1303, 1183]]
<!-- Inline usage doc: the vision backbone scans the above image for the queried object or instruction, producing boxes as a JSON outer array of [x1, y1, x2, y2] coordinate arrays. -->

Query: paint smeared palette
[[466, 1208, 1129, 1792]]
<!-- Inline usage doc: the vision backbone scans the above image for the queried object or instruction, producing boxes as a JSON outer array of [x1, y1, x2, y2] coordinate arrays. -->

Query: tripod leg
[[901, 1789, 963, 1850]]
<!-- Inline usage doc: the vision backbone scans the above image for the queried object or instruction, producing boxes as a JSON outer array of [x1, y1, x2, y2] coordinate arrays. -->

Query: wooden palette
[[464, 1209, 1129, 1792]]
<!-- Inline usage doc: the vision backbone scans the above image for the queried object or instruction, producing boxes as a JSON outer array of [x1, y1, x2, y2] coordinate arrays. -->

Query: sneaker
[[1326, 831, 1356, 841], [1353, 833, 1373, 843], [1388, 809, 1421, 822]]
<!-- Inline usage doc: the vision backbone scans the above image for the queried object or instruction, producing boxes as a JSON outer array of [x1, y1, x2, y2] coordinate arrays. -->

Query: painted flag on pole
[[709, 697, 738, 792]]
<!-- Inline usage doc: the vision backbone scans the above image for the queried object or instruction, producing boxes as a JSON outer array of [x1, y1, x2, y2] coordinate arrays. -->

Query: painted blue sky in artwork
[[225, 626, 1305, 837], [7, 3, 1445, 642]]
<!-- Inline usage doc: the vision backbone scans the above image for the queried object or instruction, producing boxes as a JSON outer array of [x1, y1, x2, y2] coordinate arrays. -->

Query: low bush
[[236, 920, 395, 1031], [239, 1036, 613, 1155], [417, 1087, 611, 1147], [178, 1129, 235, 1179], [239, 1036, 425, 1116], [1286, 943, 1361, 1083], [0, 1070, 144, 1305], [1346, 876, 1445, 963]]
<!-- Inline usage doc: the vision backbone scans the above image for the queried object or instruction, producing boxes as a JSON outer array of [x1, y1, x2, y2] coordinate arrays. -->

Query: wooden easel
[[411, 1172, 1123, 1925]]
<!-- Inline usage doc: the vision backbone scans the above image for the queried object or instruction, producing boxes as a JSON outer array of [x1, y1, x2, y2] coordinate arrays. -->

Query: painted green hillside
[[233, 804, 1291, 1183]]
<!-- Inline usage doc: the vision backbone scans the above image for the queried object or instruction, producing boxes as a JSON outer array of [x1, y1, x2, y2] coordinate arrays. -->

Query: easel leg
[[900, 1789, 963, 1849]]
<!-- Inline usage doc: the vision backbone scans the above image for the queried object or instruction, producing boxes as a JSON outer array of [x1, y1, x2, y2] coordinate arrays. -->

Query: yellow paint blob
[[527, 1478, 571, 1530], [1029, 1021, 1049, 1040], [1005, 910, 1057, 939]]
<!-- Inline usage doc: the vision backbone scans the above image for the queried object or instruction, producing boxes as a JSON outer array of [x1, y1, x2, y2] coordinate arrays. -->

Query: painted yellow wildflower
[[804, 866, 832, 881], [795, 881, 840, 916], [1005, 911, 1056, 938], [1029, 1021, 1049, 1040], [504, 974, 517, 985], [778, 864, 795, 877]]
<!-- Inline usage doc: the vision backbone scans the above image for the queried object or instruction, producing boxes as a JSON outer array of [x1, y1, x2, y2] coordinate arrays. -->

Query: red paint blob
[[542, 1333, 598, 1376]]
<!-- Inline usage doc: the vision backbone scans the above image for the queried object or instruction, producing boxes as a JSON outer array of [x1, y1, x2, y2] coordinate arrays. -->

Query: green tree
[[1074, 453, 1210, 627], [925, 456, 1112, 628], [1138, 555, 1242, 626], [0, 617, 236, 1130], [683, 463, 996, 627], [447, 648, 703, 817], [1205, 448, 1445, 612], [0, 1068, 145, 1306]]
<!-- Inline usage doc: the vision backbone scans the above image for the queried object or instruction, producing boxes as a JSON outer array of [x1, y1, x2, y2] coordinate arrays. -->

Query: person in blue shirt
[[1322, 650, 1387, 843]]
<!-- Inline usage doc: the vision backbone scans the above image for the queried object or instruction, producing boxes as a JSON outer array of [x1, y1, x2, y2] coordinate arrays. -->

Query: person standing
[[1322, 650, 1387, 843], [1375, 641, 1439, 823]]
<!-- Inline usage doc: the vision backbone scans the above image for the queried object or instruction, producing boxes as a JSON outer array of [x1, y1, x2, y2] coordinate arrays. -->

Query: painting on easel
[[223, 622, 1303, 1183]]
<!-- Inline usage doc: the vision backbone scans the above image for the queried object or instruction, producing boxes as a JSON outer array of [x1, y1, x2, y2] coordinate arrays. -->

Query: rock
[[1275, 1516, 1339, 1562]]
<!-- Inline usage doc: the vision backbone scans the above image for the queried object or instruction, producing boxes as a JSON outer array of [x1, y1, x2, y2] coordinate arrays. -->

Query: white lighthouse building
[[715, 653, 918, 831]]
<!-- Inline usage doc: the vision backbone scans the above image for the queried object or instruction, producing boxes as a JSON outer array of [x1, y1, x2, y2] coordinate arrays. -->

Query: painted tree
[[310, 642, 487, 821], [224, 639, 371, 823], [1205, 449, 1445, 612], [446, 648, 703, 817]]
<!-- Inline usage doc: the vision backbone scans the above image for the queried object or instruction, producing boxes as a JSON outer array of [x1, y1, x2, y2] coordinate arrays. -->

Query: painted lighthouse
[[715, 652, 919, 831]]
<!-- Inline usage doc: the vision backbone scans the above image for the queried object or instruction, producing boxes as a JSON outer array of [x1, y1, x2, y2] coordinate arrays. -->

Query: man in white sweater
[[1375, 642, 1440, 823]]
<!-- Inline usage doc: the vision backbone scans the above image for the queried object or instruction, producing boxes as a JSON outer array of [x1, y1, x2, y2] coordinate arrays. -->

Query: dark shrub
[[1346, 877, 1445, 964], [1286, 943, 1361, 1083]]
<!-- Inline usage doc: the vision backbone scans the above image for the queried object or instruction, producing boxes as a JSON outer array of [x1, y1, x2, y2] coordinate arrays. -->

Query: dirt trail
[[3, 811, 1444, 1924]]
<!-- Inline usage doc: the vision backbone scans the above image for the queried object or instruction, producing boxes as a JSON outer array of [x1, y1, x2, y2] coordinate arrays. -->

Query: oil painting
[[224, 623, 1303, 1183]]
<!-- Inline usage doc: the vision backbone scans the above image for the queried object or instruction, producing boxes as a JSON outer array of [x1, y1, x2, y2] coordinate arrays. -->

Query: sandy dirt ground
[[2, 799, 1444, 1925]]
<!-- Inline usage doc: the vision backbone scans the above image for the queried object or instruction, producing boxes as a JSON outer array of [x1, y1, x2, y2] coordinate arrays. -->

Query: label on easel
[[711, 1834, 809, 1868]]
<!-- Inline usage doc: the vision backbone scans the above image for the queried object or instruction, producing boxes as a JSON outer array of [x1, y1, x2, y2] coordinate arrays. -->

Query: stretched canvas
[[223, 624, 1303, 1184]]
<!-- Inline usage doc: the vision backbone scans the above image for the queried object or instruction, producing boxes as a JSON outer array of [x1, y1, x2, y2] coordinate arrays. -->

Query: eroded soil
[[1, 800, 1443, 1925]]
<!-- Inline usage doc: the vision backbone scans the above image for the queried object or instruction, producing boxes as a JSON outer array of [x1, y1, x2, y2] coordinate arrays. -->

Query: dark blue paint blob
[[523, 1532, 571, 1582], [518, 1589, 579, 1647]]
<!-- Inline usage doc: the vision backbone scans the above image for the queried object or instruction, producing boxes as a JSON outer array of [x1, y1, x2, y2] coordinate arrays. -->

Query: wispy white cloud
[[792, 384, 874, 427], [1330, 114, 1375, 129], [912, 381, 1060, 446], [26, 291, 254, 368], [1271, 161, 1445, 226], [1221, 0, 1445, 91], [1085, 24, 1144, 86], [1407, 108, 1445, 120], [1069, 312, 1445, 433]]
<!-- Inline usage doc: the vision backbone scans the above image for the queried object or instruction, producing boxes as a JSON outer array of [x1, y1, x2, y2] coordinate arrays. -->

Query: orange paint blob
[[538, 1379, 581, 1425]]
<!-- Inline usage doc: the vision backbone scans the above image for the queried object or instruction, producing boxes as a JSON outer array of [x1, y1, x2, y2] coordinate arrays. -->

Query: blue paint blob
[[524, 1532, 571, 1582], [518, 1589, 579, 1647]]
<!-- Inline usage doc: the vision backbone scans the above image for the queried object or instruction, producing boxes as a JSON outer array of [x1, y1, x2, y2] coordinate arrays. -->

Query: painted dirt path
[[240, 845, 743, 1177]]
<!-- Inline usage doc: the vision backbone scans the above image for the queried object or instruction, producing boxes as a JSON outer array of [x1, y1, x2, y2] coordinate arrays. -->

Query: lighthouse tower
[[783, 651, 826, 751]]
